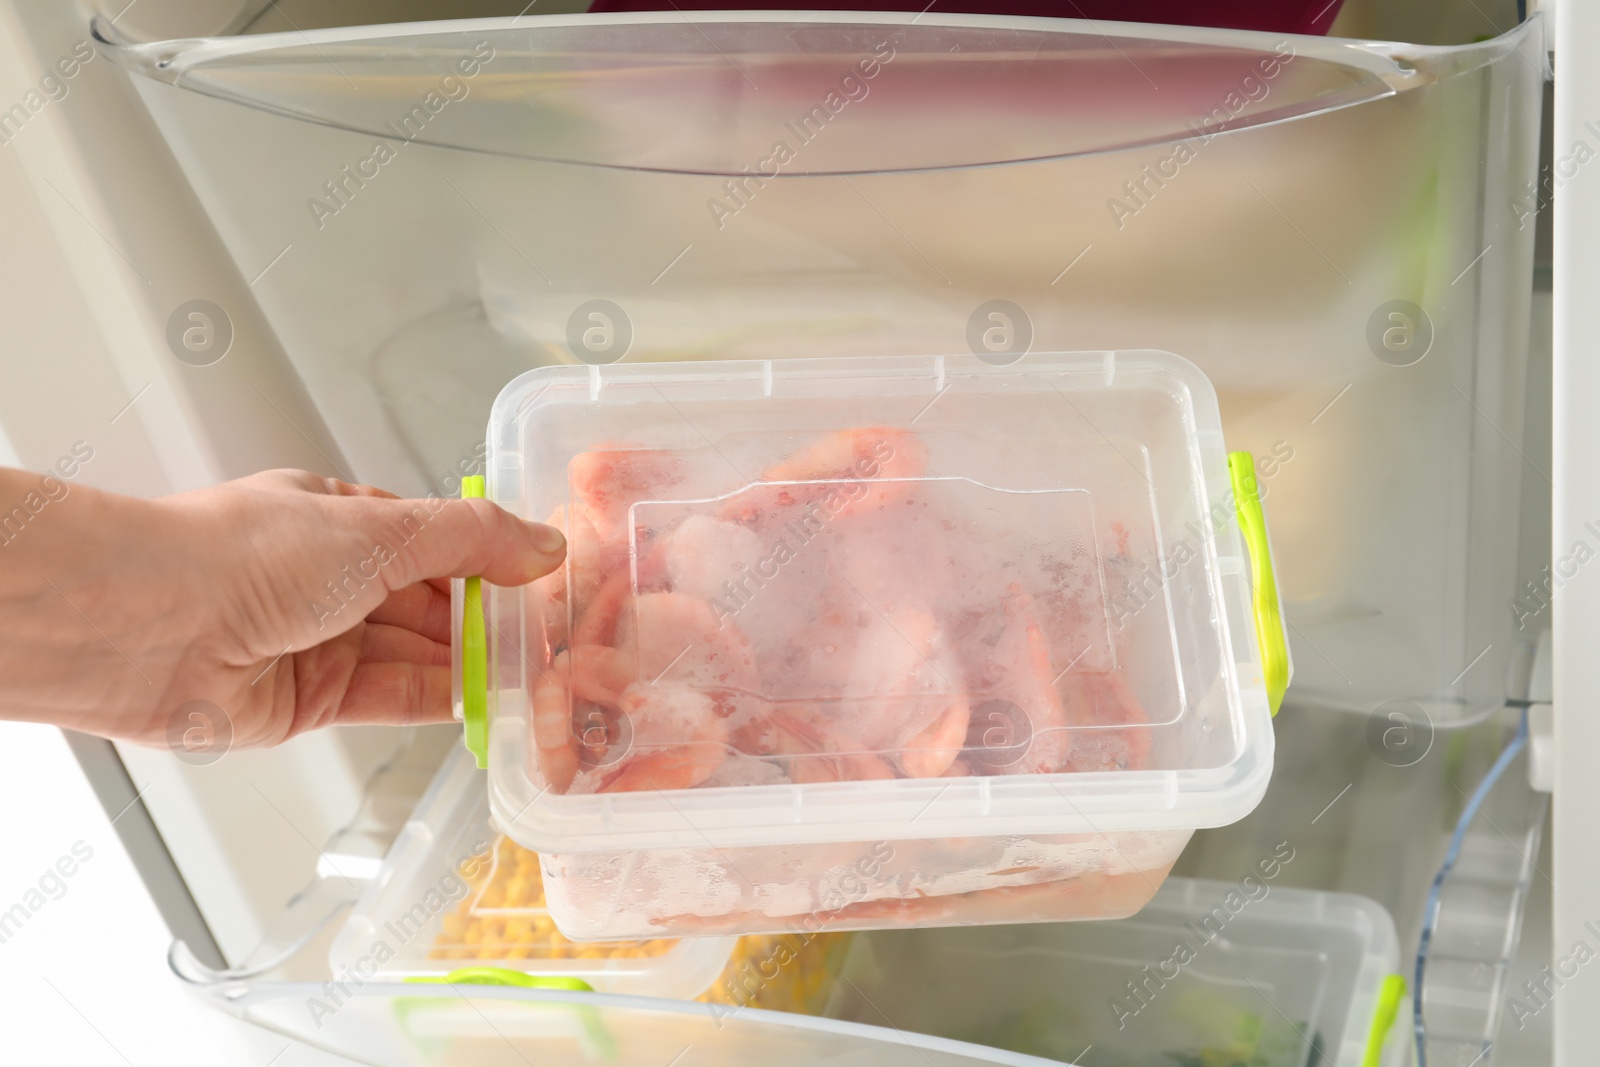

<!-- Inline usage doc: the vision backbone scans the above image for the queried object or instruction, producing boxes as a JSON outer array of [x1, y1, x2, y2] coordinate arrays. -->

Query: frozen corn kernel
[[428, 834, 681, 967], [701, 931, 852, 1015]]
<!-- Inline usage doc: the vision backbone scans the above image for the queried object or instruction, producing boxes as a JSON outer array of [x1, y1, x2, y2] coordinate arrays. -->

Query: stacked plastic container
[[825, 876, 1408, 1067], [328, 744, 739, 999]]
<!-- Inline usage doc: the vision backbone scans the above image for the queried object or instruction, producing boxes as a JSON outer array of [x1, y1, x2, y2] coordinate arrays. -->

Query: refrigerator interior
[[0, 0, 1559, 1063]]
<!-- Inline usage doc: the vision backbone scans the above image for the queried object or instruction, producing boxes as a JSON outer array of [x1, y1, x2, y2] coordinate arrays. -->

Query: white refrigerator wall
[[1551, 1, 1600, 1064]]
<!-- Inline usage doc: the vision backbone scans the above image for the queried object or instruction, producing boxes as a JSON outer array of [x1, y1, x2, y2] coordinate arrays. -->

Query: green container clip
[[1229, 452, 1290, 716]]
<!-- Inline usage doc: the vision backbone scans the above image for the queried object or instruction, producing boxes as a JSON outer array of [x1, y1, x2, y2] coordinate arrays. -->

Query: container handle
[[1229, 452, 1290, 716], [402, 969, 616, 1059], [1363, 973, 1407, 1067], [406, 967, 594, 992], [460, 476, 489, 769]]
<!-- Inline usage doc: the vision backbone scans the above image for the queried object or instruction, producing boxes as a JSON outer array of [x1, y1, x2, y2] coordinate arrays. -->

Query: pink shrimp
[[576, 591, 765, 793], [568, 446, 682, 545], [570, 537, 677, 651], [841, 604, 970, 779], [532, 664, 580, 794], [614, 591, 760, 695], [593, 685, 730, 792], [754, 707, 899, 784], [957, 587, 1072, 776], [720, 426, 929, 528], [572, 569, 630, 650], [532, 645, 637, 794], [535, 639, 737, 794], [531, 505, 603, 653], [898, 697, 972, 778], [1059, 671, 1152, 773]]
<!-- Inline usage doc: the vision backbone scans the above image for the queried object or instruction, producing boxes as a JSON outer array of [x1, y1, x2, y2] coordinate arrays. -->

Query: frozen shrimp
[[720, 426, 928, 528], [569, 446, 683, 546], [591, 685, 730, 793], [661, 514, 765, 605], [532, 645, 636, 793], [538, 421, 1154, 793], [535, 642, 735, 794], [838, 604, 970, 779], [754, 707, 899, 784], [578, 592, 758, 794], [956, 588, 1072, 776], [1059, 671, 1153, 773], [530, 505, 602, 653], [613, 591, 760, 696]]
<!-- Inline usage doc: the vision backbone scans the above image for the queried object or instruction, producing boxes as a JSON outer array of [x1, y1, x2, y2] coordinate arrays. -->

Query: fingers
[[327, 481, 401, 501], [368, 583, 453, 645], [276, 625, 453, 737], [368, 497, 565, 589], [245, 470, 396, 498], [361, 622, 450, 667], [332, 661, 456, 727]]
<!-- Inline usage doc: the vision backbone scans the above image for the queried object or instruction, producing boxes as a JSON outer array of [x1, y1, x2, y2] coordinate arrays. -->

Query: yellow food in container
[[430, 837, 678, 964], [430, 835, 850, 1013]]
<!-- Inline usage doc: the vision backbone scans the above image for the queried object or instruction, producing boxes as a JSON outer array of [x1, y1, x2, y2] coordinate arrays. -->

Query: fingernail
[[528, 521, 566, 555]]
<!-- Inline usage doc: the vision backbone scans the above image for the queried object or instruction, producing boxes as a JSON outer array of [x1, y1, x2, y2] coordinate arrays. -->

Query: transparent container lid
[[470, 352, 1276, 852]]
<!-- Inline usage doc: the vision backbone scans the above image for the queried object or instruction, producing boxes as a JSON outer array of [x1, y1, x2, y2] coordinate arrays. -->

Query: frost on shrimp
[[573, 591, 760, 794], [614, 591, 759, 696], [956, 588, 1073, 776], [534, 644, 735, 796], [836, 605, 970, 780], [538, 422, 1153, 793], [754, 706, 898, 784], [585, 685, 730, 794], [568, 446, 683, 546]]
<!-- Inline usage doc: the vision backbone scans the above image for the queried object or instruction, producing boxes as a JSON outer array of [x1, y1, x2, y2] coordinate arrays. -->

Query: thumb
[[365, 497, 565, 589]]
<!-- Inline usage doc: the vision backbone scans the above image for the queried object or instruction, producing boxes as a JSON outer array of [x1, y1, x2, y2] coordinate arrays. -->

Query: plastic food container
[[328, 745, 738, 1000], [457, 351, 1284, 939], [825, 876, 1409, 1067]]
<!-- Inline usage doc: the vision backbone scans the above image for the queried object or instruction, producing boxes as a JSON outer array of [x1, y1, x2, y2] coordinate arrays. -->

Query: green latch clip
[[402, 968, 616, 1059], [461, 475, 489, 769], [1362, 974, 1407, 1067], [1229, 452, 1289, 716], [406, 967, 593, 993]]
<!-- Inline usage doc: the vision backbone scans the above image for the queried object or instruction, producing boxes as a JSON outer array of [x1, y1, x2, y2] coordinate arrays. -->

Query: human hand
[[0, 468, 564, 747]]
